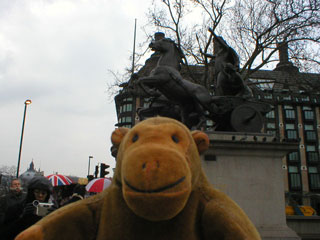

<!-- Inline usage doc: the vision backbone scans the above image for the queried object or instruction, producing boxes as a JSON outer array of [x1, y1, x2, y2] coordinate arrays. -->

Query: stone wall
[[201, 131, 300, 239]]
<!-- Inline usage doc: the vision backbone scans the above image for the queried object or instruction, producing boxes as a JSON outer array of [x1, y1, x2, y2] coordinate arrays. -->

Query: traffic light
[[100, 163, 110, 178], [94, 165, 99, 178]]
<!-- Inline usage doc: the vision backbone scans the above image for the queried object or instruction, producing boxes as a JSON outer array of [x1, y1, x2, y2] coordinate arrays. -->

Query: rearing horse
[[137, 38, 214, 128]]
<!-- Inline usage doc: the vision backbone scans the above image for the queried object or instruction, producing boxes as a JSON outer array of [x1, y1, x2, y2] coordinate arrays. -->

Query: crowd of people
[[0, 176, 87, 239]]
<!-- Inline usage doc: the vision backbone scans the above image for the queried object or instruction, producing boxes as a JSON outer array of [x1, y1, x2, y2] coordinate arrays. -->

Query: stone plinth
[[202, 132, 300, 240], [287, 216, 320, 239]]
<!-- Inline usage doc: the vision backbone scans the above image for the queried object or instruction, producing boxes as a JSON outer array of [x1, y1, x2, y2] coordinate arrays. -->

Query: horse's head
[[149, 38, 184, 61], [149, 38, 171, 52]]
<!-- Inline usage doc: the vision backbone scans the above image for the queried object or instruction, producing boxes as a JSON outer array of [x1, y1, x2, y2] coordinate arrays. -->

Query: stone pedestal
[[202, 132, 300, 240]]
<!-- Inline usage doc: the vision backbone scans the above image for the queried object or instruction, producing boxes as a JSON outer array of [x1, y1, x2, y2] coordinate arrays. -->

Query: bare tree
[[145, 0, 320, 87], [146, 0, 228, 86], [106, 41, 151, 100], [0, 165, 16, 177], [106, 19, 153, 99], [109, 0, 319, 97], [226, 0, 320, 80]]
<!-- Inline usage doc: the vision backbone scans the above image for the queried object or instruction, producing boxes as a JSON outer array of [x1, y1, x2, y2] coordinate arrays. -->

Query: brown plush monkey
[[16, 117, 260, 240]]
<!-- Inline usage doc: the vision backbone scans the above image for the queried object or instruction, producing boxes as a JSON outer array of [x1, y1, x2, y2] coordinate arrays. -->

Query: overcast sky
[[0, 0, 152, 177]]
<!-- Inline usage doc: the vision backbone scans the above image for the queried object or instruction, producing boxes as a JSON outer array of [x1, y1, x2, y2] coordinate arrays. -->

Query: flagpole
[[131, 18, 137, 74]]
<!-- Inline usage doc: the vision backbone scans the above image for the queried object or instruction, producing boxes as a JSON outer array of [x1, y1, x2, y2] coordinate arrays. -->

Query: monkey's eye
[[132, 134, 139, 142], [171, 135, 179, 143]]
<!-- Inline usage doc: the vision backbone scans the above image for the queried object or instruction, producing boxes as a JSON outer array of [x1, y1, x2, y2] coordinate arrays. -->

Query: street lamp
[[88, 156, 93, 176], [16, 99, 32, 178]]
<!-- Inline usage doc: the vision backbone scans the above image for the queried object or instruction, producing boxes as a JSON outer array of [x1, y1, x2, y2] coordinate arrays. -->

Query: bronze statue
[[208, 28, 253, 98], [135, 33, 271, 132], [136, 38, 216, 128], [137, 95, 181, 122]]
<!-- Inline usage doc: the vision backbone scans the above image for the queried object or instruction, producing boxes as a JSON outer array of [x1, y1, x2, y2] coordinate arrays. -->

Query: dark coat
[[0, 190, 26, 225], [0, 176, 52, 240]]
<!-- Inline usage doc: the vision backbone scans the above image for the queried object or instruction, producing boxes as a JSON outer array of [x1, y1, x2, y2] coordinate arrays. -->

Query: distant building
[[249, 43, 320, 214], [114, 34, 320, 215], [19, 161, 44, 187]]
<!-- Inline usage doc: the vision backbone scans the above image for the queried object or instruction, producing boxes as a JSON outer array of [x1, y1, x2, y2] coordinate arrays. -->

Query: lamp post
[[16, 99, 32, 178], [88, 156, 93, 176]]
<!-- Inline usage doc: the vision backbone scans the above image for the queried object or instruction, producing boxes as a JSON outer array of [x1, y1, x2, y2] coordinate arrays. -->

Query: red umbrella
[[46, 174, 73, 187], [85, 178, 112, 193]]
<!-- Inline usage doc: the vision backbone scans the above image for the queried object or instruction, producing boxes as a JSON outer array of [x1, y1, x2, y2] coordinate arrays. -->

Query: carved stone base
[[257, 225, 300, 240], [201, 131, 300, 240]]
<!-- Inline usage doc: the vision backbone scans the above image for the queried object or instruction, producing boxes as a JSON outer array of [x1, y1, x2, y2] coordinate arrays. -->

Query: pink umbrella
[[46, 174, 73, 187], [86, 178, 112, 193]]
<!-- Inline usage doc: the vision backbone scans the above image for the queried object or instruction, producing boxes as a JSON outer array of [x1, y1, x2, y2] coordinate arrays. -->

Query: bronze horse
[[137, 38, 215, 128]]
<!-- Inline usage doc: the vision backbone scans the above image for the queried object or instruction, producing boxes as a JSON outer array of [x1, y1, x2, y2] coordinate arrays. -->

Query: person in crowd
[[0, 176, 53, 240], [0, 178, 26, 225], [58, 185, 73, 206], [63, 184, 86, 205]]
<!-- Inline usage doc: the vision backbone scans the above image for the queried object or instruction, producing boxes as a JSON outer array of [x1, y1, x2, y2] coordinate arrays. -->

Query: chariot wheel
[[230, 104, 263, 133]]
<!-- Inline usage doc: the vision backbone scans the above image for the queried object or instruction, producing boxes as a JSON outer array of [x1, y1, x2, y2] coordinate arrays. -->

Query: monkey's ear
[[111, 127, 129, 147], [191, 131, 209, 154]]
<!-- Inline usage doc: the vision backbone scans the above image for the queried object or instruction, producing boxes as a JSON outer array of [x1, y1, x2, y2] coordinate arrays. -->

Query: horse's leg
[[180, 107, 188, 126], [180, 107, 194, 129], [190, 100, 207, 129], [138, 76, 161, 97]]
